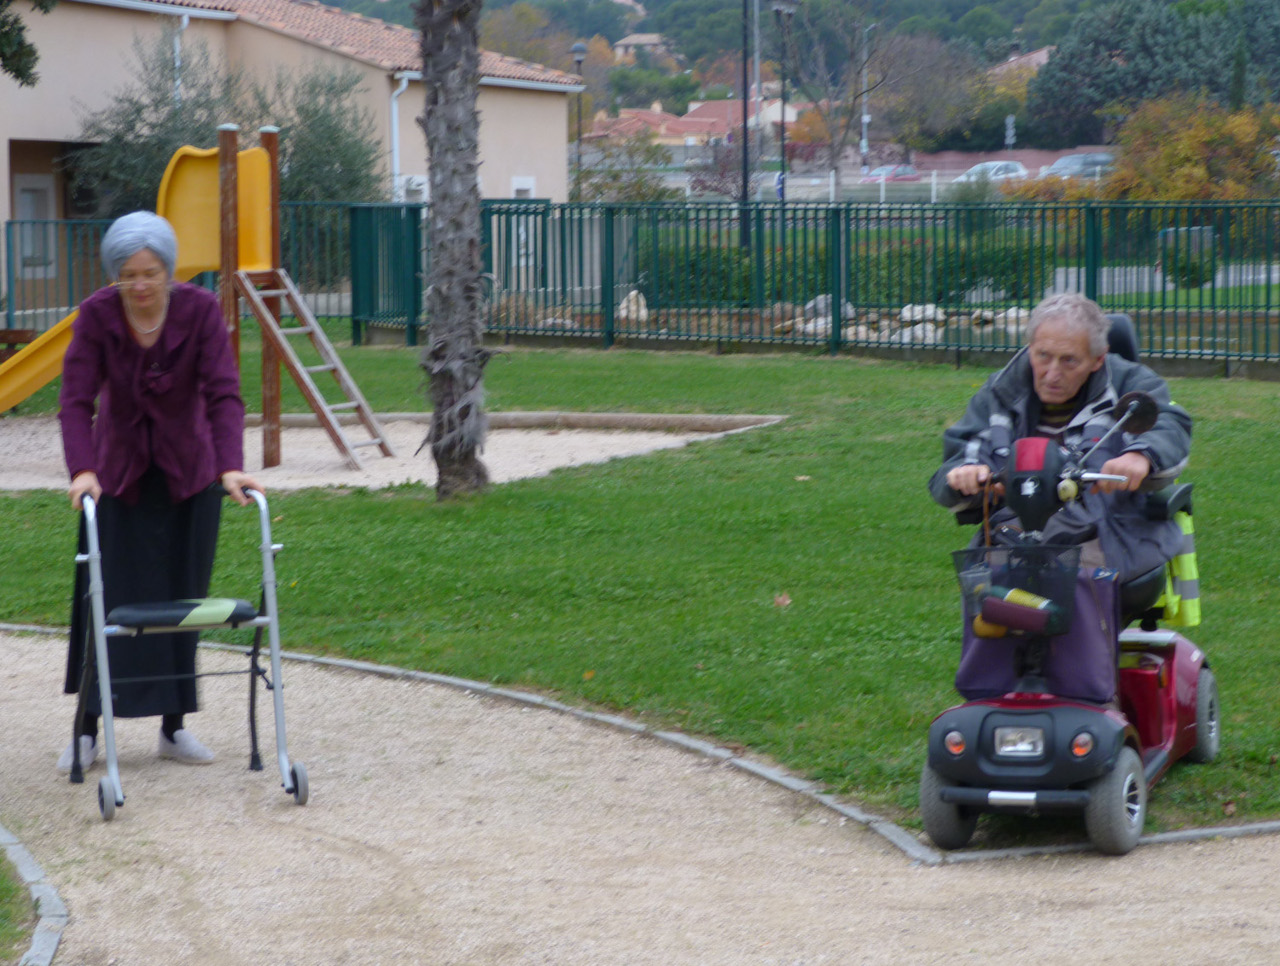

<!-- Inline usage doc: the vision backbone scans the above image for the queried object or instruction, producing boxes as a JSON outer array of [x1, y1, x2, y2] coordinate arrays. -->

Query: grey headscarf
[[100, 211, 178, 281]]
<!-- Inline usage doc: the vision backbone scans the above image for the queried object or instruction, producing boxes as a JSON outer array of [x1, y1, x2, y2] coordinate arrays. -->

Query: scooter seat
[[106, 597, 260, 630], [1120, 566, 1166, 625]]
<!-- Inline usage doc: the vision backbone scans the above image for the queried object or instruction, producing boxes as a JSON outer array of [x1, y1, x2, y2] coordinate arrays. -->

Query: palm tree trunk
[[415, 0, 491, 500]]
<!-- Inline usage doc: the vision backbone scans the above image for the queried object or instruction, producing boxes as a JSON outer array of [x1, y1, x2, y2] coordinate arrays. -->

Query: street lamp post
[[771, 0, 798, 205], [859, 22, 877, 172], [740, 0, 751, 248], [571, 41, 587, 202]]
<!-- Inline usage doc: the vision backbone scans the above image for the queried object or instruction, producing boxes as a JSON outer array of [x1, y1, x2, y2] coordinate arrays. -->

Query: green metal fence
[[9, 200, 1280, 362]]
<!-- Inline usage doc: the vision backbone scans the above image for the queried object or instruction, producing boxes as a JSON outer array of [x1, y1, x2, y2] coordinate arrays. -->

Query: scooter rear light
[[944, 730, 966, 756], [1071, 732, 1095, 758]]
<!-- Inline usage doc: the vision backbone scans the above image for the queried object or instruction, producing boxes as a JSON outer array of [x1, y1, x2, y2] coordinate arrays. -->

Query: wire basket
[[953, 544, 1081, 636]]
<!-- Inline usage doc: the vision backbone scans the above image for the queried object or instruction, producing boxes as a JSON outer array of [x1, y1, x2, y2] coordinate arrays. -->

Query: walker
[[70, 489, 308, 821]]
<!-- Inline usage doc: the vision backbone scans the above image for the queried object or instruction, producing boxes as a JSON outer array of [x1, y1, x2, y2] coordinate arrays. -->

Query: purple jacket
[[59, 283, 246, 503]]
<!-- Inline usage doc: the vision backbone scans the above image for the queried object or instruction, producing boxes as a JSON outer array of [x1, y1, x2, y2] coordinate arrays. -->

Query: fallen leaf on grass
[[774, 593, 792, 608], [794, 475, 811, 482], [1223, 800, 1237, 817], [582, 669, 595, 681]]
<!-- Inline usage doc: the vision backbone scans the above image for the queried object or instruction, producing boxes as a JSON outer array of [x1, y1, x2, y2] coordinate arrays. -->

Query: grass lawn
[[0, 855, 31, 963], [4, 339, 1279, 839]]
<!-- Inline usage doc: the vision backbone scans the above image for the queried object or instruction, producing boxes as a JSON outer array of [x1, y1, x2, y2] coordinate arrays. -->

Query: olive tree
[[72, 30, 384, 215]]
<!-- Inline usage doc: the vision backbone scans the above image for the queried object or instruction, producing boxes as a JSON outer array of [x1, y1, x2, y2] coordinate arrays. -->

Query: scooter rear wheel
[[920, 764, 978, 850], [1186, 667, 1220, 764], [1084, 746, 1145, 855]]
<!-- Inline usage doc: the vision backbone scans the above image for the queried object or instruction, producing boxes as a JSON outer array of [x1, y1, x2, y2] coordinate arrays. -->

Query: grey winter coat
[[927, 348, 1192, 580]]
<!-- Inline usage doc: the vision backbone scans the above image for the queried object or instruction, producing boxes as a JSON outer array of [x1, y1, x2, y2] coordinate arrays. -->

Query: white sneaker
[[57, 735, 98, 774], [158, 729, 215, 764]]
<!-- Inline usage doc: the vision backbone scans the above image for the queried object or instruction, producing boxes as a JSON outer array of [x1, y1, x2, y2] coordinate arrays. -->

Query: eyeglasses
[[115, 269, 168, 289]]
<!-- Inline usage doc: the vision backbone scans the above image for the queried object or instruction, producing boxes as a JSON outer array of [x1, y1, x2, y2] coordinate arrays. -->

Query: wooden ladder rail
[[234, 269, 395, 470]]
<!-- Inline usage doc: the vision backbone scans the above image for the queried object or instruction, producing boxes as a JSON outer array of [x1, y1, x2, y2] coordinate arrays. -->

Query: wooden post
[[217, 124, 240, 365], [259, 125, 283, 468]]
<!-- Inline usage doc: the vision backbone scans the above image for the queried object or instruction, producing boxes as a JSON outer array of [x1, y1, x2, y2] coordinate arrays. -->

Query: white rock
[[616, 289, 649, 325], [804, 295, 855, 321], [900, 303, 945, 324], [798, 316, 832, 338], [892, 322, 940, 345]]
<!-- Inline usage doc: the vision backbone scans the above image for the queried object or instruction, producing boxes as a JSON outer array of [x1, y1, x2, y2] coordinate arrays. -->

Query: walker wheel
[[289, 761, 309, 806], [97, 777, 116, 822]]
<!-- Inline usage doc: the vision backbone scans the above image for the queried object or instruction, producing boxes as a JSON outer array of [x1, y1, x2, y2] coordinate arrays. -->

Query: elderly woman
[[57, 211, 260, 772]]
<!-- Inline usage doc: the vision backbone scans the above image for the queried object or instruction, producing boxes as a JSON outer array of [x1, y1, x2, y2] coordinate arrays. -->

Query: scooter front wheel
[[1084, 746, 1145, 855], [920, 764, 978, 850]]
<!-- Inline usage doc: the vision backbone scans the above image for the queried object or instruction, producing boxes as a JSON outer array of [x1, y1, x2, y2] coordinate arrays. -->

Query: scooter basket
[[953, 545, 1081, 636]]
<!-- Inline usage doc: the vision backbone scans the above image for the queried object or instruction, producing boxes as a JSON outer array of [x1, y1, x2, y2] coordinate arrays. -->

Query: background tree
[[607, 64, 699, 114], [783, 0, 911, 195], [579, 132, 684, 201], [875, 34, 981, 155], [414, 0, 492, 500], [1104, 94, 1280, 201], [1, 0, 57, 86], [480, 2, 572, 66], [71, 32, 383, 215], [1024, 0, 1225, 147], [687, 133, 760, 200]]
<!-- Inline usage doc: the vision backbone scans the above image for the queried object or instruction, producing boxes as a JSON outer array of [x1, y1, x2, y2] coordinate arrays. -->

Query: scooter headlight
[[943, 730, 966, 756], [994, 726, 1045, 759]]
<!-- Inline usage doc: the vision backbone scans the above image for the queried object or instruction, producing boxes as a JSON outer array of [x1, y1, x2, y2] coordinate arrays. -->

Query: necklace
[[123, 288, 170, 336]]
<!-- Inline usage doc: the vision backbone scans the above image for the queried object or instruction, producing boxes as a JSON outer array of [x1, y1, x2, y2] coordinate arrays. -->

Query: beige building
[[4, 0, 582, 236]]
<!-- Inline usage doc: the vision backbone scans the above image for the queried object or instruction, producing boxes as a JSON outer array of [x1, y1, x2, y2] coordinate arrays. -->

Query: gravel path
[[3, 416, 1279, 964]]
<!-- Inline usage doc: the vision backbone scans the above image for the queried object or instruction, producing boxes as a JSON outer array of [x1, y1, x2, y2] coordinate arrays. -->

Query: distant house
[[589, 98, 802, 150], [5, 0, 584, 240], [612, 33, 672, 63], [683, 98, 799, 137], [588, 107, 724, 147]]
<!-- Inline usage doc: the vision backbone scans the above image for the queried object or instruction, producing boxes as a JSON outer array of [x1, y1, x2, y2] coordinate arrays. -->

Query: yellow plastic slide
[[0, 316, 75, 412], [0, 144, 271, 413]]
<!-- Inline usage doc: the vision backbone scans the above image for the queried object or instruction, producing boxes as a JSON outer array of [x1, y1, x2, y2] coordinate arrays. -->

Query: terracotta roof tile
[[143, 0, 578, 86]]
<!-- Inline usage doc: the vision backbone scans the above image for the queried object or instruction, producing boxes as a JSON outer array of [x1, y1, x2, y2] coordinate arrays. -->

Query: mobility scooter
[[920, 389, 1219, 855]]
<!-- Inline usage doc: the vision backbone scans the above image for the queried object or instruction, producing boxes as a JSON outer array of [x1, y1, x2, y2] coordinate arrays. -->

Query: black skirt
[[66, 467, 223, 718]]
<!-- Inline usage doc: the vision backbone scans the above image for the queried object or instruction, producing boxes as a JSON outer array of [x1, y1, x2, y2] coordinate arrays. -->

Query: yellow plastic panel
[[0, 313, 75, 413], [156, 144, 273, 279]]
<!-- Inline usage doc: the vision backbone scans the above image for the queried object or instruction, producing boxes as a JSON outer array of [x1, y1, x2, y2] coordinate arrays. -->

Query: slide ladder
[[234, 268, 394, 470]]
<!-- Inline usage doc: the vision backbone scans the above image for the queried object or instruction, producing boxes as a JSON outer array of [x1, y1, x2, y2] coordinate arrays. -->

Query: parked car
[[859, 164, 922, 183], [1038, 152, 1115, 180], [952, 160, 1029, 183]]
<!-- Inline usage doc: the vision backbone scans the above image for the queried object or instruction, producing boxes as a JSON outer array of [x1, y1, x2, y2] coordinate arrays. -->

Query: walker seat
[[106, 598, 260, 632]]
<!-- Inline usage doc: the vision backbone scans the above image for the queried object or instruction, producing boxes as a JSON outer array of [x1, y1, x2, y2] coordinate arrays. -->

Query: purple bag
[[954, 567, 1120, 704]]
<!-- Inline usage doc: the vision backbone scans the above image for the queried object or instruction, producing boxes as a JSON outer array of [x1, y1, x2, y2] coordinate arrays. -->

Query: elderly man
[[928, 292, 1191, 580]]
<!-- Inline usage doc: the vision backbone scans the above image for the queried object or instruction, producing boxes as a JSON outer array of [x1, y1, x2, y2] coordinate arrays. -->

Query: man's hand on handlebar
[[947, 463, 1004, 498], [1093, 451, 1151, 494]]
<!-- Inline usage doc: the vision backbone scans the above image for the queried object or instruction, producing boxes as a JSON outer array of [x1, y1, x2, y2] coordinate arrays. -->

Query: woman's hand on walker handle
[[69, 471, 102, 510], [221, 470, 263, 507]]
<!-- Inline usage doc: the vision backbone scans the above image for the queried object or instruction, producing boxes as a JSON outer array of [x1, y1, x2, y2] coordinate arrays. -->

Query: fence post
[[1084, 203, 1100, 301], [752, 205, 766, 313], [827, 205, 844, 354], [602, 205, 615, 348]]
